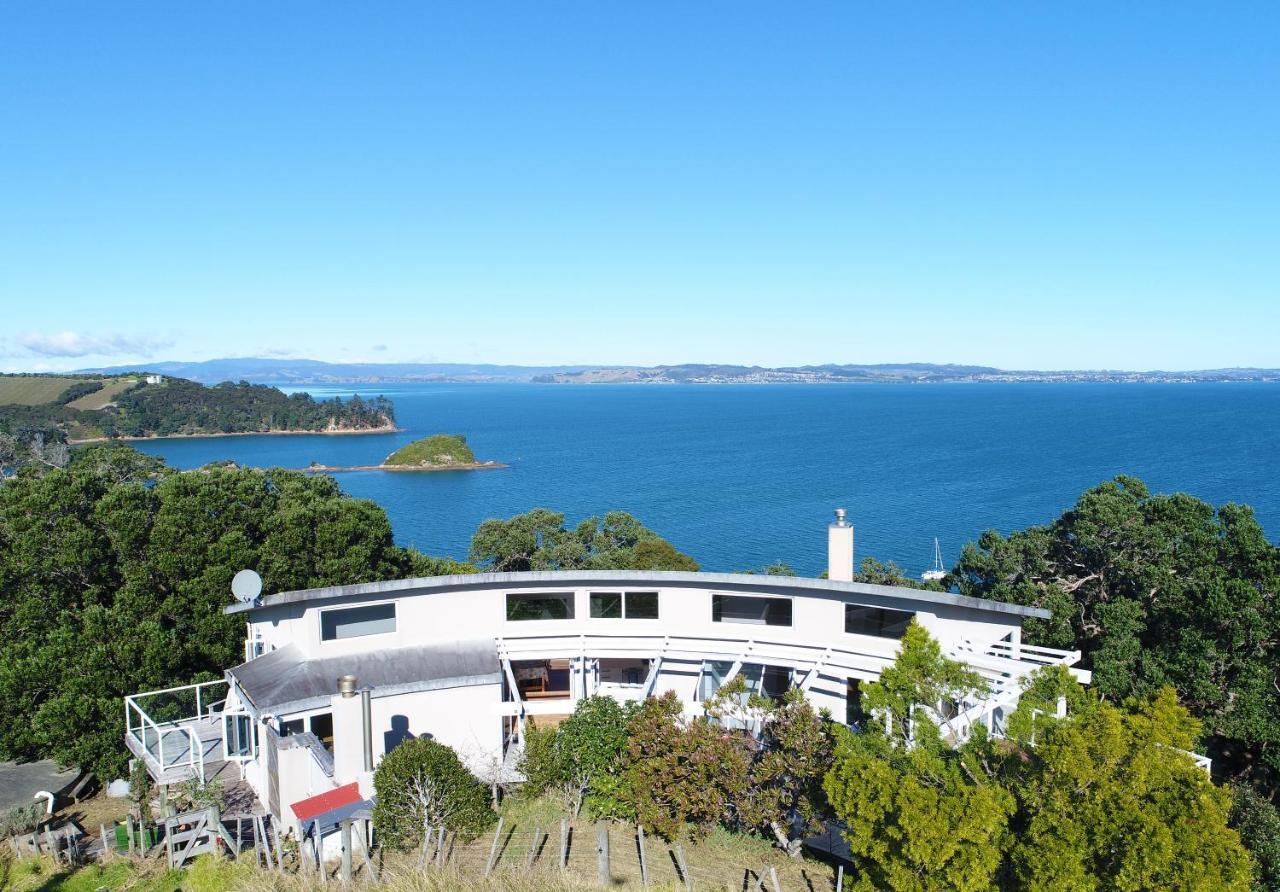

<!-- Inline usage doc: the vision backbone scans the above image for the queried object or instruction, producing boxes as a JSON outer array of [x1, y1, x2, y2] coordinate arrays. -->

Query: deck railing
[[124, 679, 229, 782]]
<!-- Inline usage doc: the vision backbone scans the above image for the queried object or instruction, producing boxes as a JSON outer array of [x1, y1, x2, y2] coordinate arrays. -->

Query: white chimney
[[828, 508, 854, 581]]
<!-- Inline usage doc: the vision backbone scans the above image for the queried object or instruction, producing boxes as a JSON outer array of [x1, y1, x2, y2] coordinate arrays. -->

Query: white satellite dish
[[231, 569, 263, 603]]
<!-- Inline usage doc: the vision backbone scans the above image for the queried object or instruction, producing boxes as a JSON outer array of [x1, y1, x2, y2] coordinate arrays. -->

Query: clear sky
[[1, 3, 1276, 372]]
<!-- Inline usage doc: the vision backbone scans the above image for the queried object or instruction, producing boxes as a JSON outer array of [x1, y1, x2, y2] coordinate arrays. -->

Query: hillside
[[79, 357, 1280, 385], [0, 374, 396, 473]]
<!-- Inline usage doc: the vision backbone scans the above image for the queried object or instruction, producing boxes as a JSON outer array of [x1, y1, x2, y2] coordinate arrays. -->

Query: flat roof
[[225, 570, 1050, 620], [229, 640, 500, 714]]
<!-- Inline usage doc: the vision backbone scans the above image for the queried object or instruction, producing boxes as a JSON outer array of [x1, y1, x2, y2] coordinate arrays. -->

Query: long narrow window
[[844, 605, 914, 639], [320, 603, 396, 641], [712, 594, 792, 627], [506, 592, 575, 621]]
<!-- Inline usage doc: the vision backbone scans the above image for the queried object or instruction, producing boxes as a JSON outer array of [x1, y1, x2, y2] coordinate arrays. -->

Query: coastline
[[300, 460, 507, 474], [69, 424, 403, 444]]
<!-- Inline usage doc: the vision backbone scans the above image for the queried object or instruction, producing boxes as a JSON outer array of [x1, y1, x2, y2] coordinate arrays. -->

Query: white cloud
[[15, 331, 174, 358]]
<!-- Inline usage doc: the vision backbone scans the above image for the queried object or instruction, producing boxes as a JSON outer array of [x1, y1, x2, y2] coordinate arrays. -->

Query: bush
[[1231, 784, 1280, 891], [622, 691, 749, 841], [372, 737, 495, 850]]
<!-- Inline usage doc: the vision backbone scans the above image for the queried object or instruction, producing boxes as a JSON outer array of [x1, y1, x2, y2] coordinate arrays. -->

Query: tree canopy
[[468, 508, 698, 572], [0, 446, 427, 777], [953, 475, 1280, 791], [824, 625, 1255, 892]]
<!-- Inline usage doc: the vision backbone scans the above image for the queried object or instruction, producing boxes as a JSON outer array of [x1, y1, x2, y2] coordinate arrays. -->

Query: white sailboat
[[921, 537, 947, 581]]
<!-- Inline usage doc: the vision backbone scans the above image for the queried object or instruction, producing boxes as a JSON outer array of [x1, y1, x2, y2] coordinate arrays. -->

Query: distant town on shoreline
[[75, 358, 1280, 386]]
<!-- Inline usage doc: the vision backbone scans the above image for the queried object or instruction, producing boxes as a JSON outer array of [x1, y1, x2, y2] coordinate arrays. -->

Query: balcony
[[124, 680, 230, 785]]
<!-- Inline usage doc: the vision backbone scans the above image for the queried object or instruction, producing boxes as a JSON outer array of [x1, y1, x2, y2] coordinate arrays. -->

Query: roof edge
[[225, 570, 1052, 620]]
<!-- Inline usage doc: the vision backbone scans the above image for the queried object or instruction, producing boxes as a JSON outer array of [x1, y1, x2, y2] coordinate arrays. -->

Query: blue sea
[[129, 384, 1280, 576]]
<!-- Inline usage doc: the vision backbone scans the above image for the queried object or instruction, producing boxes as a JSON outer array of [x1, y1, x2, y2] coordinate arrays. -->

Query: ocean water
[[128, 384, 1280, 576]]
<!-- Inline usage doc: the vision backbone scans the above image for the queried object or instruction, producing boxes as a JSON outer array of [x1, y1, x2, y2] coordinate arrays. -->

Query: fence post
[[484, 816, 504, 876], [340, 821, 353, 883], [257, 816, 276, 871], [271, 820, 285, 873], [770, 865, 782, 892], [526, 826, 542, 867], [637, 825, 649, 890], [835, 864, 844, 891], [752, 864, 769, 892], [99, 825, 109, 861], [595, 822, 610, 887], [359, 821, 379, 882], [164, 818, 174, 869], [675, 842, 691, 892], [559, 818, 568, 869]]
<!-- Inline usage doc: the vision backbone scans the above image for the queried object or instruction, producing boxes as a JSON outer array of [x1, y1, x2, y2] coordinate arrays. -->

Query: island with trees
[[304, 433, 505, 473]]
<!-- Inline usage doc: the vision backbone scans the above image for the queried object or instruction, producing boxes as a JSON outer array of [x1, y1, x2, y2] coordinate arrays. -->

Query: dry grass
[[67, 378, 138, 410], [57, 791, 132, 835], [0, 376, 91, 407]]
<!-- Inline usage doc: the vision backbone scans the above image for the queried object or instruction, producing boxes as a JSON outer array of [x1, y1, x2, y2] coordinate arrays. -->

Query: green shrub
[[372, 737, 495, 850], [1231, 784, 1280, 891]]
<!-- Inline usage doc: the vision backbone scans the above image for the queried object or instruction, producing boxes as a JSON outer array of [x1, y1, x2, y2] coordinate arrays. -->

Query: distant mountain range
[[79, 358, 1280, 386]]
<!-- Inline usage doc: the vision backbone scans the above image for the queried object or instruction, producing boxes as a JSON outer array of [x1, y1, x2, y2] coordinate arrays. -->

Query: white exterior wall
[[226, 573, 1051, 823]]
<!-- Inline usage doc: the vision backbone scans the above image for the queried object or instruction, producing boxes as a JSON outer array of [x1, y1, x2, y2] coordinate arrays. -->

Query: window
[[712, 594, 792, 626], [590, 591, 660, 619], [506, 592, 575, 621], [279, 718, 304, 737], [309, 713, 334, 751], [845, 605, 914, 639], [320, 603, 396, 641]]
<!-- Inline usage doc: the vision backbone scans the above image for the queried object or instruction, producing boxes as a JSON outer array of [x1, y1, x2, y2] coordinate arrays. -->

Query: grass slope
[[0, 375, 94, 406], [384, 434, 477, 466], [67, 377, 139, 410]]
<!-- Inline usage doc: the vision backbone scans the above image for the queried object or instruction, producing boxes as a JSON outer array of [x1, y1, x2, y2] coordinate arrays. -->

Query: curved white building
[[125, 515, 1087, 837]]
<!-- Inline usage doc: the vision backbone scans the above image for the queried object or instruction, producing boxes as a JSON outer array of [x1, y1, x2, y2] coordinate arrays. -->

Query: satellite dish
[[231, 569, 263, 603]]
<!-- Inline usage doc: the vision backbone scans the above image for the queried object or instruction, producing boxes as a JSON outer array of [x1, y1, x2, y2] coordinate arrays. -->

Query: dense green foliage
[[824, 626, 1254, 891], [372, 737, 496, 848], [1232, 784, 1280, 891], [954, 475, 1280, 791], [518, 696, 636, 817], [706, 680, 835, 854], [111, 379, 394, 436], [621, 691, 750, 841], [469, 508, 698, 571], [0, 446, 429, 777], [384, 434, 478, 466]]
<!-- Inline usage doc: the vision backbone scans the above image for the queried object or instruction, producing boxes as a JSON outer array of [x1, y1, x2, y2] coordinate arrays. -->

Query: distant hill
[[80, 358, 600, 385], [77, 358, 1280, 386]]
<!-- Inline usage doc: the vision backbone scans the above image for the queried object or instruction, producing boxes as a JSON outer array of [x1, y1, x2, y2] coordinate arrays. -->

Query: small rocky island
[[305, 434, 504, 473]]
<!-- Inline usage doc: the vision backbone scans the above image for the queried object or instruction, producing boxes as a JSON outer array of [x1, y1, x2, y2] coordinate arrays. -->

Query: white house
[[124, 511, 1087, 842]]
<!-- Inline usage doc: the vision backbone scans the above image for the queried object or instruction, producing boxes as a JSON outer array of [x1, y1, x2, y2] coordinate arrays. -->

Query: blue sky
[[1, 3, 1276, 371]]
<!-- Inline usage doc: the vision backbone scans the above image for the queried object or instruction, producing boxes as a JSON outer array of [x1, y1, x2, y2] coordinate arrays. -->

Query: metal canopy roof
[[229, 639, 500, 714], [224, 570, 1050, 620]]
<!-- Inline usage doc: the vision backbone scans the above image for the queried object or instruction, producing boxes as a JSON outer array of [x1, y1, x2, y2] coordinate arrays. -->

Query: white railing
[[124, 679, 228, 781]]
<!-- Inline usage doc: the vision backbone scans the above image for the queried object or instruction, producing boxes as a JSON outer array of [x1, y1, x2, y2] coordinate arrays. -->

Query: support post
[[484, 816, 504, 876], [164, 819, 174, 869], [526, 825, 541, 866], [675, 842, 691, 892], [99, 825, 109, 861], [637, 825, 649, 890], [272, 820, 285, 873], [835, 864, 844, 891], [340, 821, 352, 883], [770, 865, 782, 892], [595, 822, 609, 887], [559, 818, 568, 869], [359, 823, 379, 882]]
